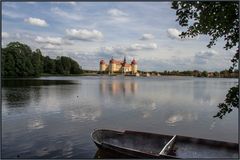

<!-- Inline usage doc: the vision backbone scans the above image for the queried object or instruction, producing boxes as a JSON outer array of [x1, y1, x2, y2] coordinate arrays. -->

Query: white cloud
[[68, 2, 77, 5], [194, 50, 218, 64], [127, 43, 158, 51], [26, 2, 36, 4], [3, 10, 25, 19], [11, 32, 36, 40], [167, 28, 181, 40], [140, 34, 154, 40], [167, 28, 198, 40], [42, 44, 60, 49], [24, 17, 48, 27], [34, 36, 71, 50], [100, 46, 127, 56], [100, 43, 158, 55], [2, 32, 9, 38], [51, 7, 81, 21], [53, 2, 76, 5], [107, 8, 129, 23], [66, 29, 103, 41], [101, 46, 114, 52], [108, 8, 128, 17], [3, 2, 17, 8], [35, 36, 62, 45], [15, 33, 21, 38], [199, 50, 218, 55]]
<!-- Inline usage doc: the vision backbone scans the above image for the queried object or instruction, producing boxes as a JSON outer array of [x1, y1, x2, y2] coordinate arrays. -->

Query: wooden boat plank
[[160, 135, 176, 155]]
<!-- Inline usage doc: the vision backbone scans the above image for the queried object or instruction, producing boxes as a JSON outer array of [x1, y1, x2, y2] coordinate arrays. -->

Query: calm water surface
[[2, 76, 238, 158]]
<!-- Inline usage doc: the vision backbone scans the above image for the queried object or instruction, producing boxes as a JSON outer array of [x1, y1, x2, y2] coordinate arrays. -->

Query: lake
[[2, 76, 238, 158]]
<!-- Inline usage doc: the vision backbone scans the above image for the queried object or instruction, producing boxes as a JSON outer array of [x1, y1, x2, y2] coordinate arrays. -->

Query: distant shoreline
[[2, 73, 238, 79]]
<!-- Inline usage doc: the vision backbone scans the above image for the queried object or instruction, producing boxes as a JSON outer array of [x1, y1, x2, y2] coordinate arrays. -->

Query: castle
[[99, 57, 138, 74]]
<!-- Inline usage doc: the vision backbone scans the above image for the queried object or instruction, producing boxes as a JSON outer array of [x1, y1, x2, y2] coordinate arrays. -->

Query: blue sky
[[2, 2, 235, 71]]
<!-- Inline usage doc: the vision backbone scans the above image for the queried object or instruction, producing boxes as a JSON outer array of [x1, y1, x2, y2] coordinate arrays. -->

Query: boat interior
[[92, 129, 238, 158], [167, 136, 238, 158], [92, 129, 173, 155]]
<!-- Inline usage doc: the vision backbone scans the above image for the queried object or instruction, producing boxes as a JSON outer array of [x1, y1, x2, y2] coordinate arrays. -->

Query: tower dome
[[100, 60, 105, 64], [131, 59, 137, 65]]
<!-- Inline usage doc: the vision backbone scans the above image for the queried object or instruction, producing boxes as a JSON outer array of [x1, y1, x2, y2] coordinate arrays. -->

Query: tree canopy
[[171, 1, 239, 118], [2, 42, 83, 77]]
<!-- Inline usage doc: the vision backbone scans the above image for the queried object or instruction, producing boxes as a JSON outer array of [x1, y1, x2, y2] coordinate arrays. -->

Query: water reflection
[[2, 79, 77, 87], [3, 88, 32, 108], [99, 79, 138, 96], [62, 140, 73, 158], [2, 79, 80, 115], [130, 99, 157, 118], [64, 105, 101, 122], [2, 77, 238, 158], [193, 80, 212, 105], [28, 117, 45, 130], [166, 112, 198, 126], [209, 121, 216, 130]]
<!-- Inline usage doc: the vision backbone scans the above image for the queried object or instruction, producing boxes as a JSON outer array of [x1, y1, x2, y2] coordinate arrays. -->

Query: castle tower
[[131, 58, 138, 74], [122, 56, 127, 74], [123, 56, 126, 64], [99, 60, 106, 72], [109, 57, 116, 73]]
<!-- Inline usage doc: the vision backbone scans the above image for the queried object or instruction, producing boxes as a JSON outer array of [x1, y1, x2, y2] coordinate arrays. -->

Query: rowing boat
[[91, 129, 238, 158]]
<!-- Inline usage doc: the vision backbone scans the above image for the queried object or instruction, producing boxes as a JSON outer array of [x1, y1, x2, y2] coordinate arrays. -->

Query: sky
[[2, 2, 236, 71]]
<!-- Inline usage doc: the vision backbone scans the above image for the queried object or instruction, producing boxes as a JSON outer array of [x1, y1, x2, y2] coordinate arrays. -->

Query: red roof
[[123, 64, 131, 67], [113, 60, 123, 65], [110, 58, 123, 65], [100, 60, 105, 64], [108, 58, 136, 66], [131, 59, 137, 65]]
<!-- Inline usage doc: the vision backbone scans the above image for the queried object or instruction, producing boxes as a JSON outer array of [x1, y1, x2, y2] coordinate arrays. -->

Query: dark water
[[2, 76, 238, 158]]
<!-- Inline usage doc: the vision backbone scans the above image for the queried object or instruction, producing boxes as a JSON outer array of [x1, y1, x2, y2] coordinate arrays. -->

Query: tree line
[[137, 70, 238, 78], [160, 70, 238, 78], [2, 42, 83, 77]]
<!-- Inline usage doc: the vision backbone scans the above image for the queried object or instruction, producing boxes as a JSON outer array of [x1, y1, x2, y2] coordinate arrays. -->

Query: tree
[[171, 1, 239, 118], [2, 42, 83, 77], [3, 42, 35, 77], [213, 71, 219, 77], [193, 70, 200, 77], [61, 56, 71, 74], [43, 56, 56, 74], [32, 49, 43, 76], [55, 58, 64, 74], [70, 60, 83, 74], [201, 71, 208, 77], [2, 48, 15, 76]]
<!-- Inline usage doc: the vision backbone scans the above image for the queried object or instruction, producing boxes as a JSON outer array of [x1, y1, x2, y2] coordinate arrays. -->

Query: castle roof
[[131, 59, 137, 65], [100, 59, 105, 64], [111, 59, 123, 65], [105, 57, 136, 66], [123, 63, 131, 67]]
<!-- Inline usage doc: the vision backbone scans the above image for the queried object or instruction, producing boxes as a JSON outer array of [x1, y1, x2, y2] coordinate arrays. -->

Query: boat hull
[[94, 142, 176, 159]]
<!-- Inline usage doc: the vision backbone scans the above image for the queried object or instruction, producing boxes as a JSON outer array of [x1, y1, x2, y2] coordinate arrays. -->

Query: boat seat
[[159, 135, 177, 155]]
